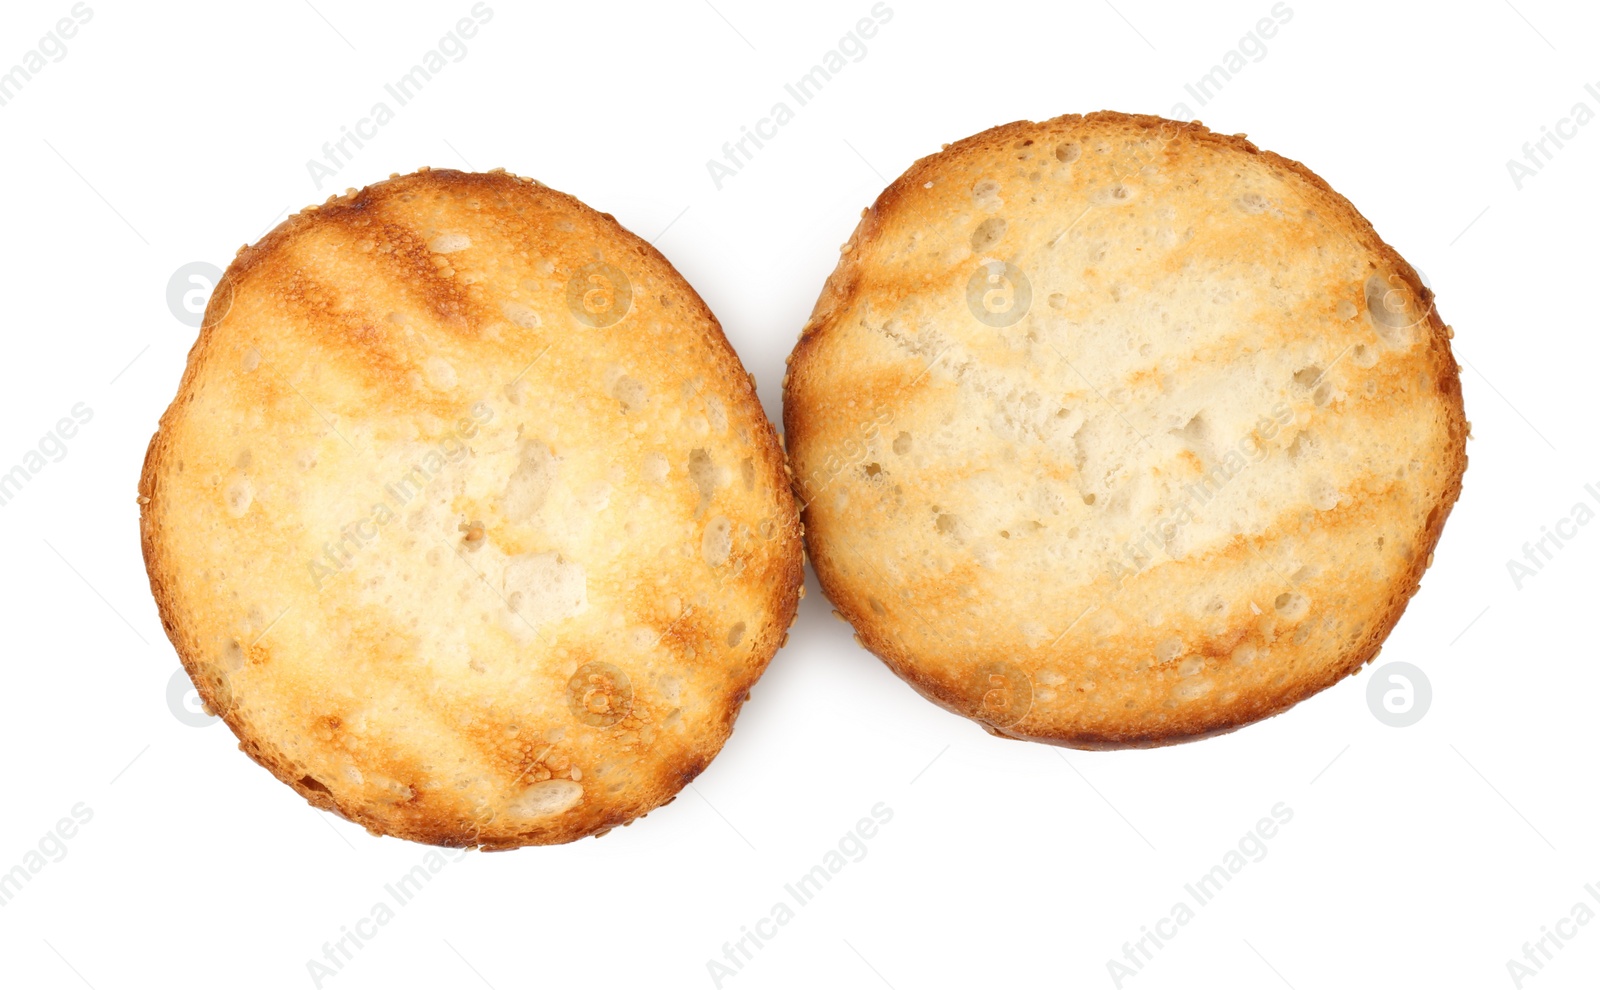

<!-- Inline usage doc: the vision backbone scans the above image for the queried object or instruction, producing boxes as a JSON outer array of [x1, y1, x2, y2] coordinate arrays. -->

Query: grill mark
[[823, 467, 1420, 644], [240, 235, 425, 408], [323, 204, 500, 340], [271, 608, 532, 838], [828, 275, 1431, 467], [241, 190, 551, 421]]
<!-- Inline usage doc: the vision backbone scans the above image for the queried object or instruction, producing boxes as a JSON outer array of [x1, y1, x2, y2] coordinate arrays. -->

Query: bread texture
[[783, 112, 1467, 748], [140, 168, 803, 846]]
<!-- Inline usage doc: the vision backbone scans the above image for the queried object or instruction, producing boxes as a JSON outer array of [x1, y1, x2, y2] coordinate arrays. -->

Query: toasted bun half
[[141, 168, 802, 846], [783, 112, 1466, 748]]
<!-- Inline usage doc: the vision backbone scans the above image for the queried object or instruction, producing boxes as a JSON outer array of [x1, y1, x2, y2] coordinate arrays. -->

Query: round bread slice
[[784, 112, 1467, 748], [140, 168, 803, 846]]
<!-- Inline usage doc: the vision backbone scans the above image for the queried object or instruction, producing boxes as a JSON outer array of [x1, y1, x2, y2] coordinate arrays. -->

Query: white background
[[0, 0, 1595, 987]]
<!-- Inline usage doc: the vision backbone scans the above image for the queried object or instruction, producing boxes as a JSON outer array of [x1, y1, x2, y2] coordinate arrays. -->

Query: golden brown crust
[[141, 168, 802, 845], [784, 112, 1467, 748]]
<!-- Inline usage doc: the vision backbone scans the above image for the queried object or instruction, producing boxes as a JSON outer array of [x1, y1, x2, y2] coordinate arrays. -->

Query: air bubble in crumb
[[971, 217, 1007, 252], [225, 477, 253, 517], [727, 622, 746, 647], [512, 779, 583, 817], [1287, 432, 1311, 461], [702, 516, 732, 567], [688, 448, 718, 515], [501, 301, 542, 329], [502, 440, 556, 520], [972, 179, 1002, 210], [1093, 183, 1135, 206], [1274, 592, 1310, 621], [1309, 480, 1340, 511], [429, 233, 472, 253], [611, 375, 646, 414]]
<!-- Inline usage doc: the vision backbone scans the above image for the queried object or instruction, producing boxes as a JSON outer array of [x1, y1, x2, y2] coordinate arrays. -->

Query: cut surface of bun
[[142, 169, 803, 845], [784, 112, 1466, 748]]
